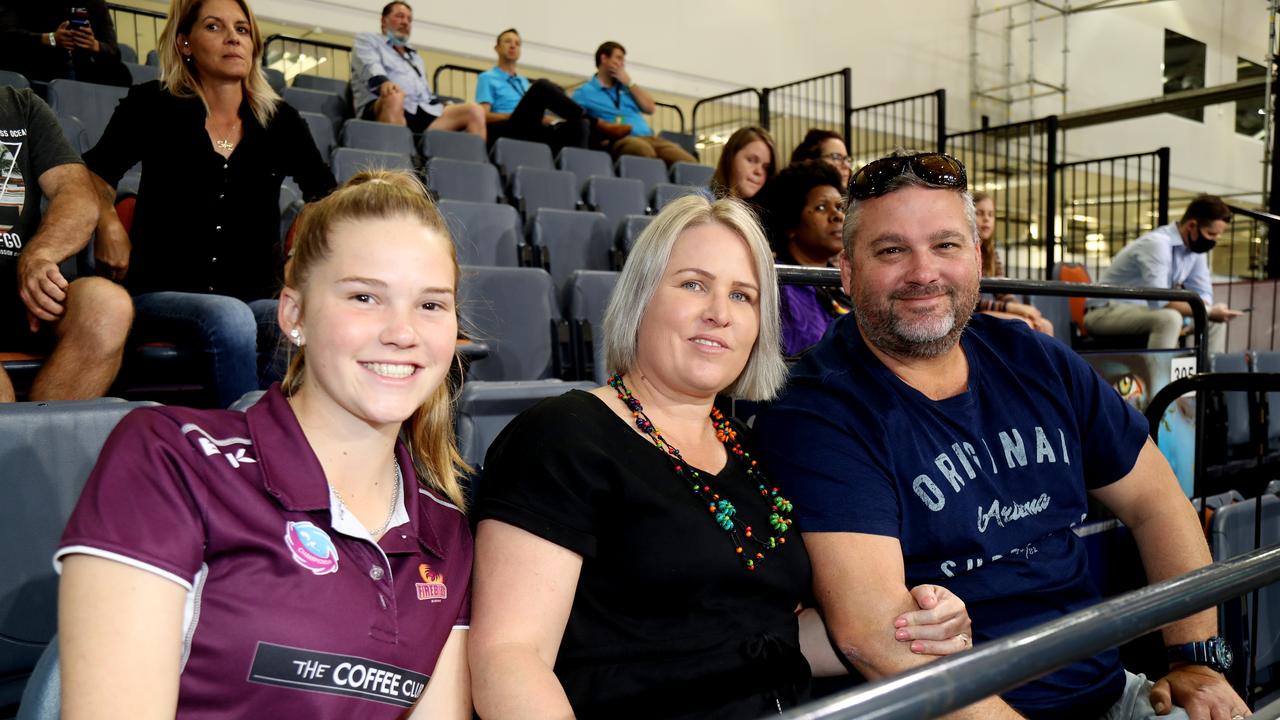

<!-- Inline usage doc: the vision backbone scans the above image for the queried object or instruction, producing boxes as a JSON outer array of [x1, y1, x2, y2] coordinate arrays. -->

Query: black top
[[0, 1, 128, 86], [84, 82, 335, 301], [476, 390, 813, 719]]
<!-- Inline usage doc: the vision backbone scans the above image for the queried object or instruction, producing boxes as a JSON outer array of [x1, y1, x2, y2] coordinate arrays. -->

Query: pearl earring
[[290, 328, 303, 346]]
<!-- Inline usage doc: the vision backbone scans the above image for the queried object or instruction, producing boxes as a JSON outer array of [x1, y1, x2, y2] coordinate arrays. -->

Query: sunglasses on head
[[848, 153, 967, 200]]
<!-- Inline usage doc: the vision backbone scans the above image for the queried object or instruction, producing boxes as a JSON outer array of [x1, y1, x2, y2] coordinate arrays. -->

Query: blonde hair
[[712, 125, 778, 198], [602, 194, 786, 401], [282, 170, 470, 511], [159, 0, 279, 127]]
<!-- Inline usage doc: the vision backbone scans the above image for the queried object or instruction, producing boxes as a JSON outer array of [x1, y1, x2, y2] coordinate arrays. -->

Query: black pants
[[488, 79, 589, 152]]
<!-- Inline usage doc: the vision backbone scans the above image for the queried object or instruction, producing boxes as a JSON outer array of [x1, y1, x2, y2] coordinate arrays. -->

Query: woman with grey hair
[[468, 195, 973, 718]]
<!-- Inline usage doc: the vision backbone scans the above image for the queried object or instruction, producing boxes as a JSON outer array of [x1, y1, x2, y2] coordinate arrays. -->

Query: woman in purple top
[[758, 160, 851, 356], [57, 171, 473, 719]]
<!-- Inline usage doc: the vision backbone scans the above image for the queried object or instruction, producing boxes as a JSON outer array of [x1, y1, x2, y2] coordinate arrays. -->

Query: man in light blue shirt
[[1084, 195, 1242, 352], [350, 2, 485, 138], [571, 41, 695, 166], [475, 28, 587, 152]]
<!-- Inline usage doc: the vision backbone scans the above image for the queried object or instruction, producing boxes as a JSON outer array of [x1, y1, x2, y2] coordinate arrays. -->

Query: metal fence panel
[[264, 36, 352, 84], [691, 88, 765, 172], [847, 90, 946, 164], [764, 69, 851, 167]]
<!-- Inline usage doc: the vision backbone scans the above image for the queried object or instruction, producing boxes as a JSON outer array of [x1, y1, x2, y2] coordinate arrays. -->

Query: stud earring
[[290, 328, 303, 346]]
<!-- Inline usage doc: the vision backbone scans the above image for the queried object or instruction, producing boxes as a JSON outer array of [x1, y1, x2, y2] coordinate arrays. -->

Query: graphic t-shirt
[[757, 313, 1150, 718]]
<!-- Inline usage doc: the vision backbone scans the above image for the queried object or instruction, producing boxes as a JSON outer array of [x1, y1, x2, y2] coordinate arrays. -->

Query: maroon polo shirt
[[57, 386, 473, 718]]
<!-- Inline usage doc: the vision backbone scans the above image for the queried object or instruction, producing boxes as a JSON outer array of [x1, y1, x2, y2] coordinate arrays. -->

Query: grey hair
[[842, 149, 978, 259], [602, 194, 786, 401]]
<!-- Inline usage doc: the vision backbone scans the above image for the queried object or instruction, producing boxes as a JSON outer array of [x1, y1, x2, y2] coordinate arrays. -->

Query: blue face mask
[[385, 31, 408, 48]]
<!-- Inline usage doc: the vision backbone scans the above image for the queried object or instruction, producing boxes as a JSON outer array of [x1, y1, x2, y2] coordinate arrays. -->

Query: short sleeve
[[22, 89, 81, 178], [474, 395, 605, 557], [83, 82, 149, 188], [756, 385, 903, 538], [474, 73, 494, 106], [56, 408, 208, 589]]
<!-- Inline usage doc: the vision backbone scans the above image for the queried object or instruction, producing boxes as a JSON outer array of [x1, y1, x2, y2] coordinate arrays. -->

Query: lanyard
[[607, 83, 623, 110], [507, 75, 527, 98]]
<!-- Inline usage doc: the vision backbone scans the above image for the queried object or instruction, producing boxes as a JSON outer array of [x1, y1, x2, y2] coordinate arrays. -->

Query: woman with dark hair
[[790, 128, 851, 189], [711, 125, 777, 200], [84, 0, 335, 407], [759, 160, 851, 355], [0, 1, 131, 86]]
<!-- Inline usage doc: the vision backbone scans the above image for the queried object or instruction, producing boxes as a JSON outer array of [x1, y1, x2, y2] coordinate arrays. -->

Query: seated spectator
[[469, 194, 974, 718], [0, 86, 131, 402], [711, 125, 776, 201], [972, 191, 1052, 335], [352, 2, 485, 138], [0, 1, 130, 86], [572, 41, 695, 166], [475, 28, 588, 152], [790, 128, 851, 189], [758, 160, 850, 355], [85, 0, 336, 408], [58, 170, 473, 719], [1084, 194, 1241, 352]]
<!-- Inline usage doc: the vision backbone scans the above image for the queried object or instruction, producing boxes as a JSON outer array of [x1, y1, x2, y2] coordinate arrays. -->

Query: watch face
[[1213, 640, 1234, 670]]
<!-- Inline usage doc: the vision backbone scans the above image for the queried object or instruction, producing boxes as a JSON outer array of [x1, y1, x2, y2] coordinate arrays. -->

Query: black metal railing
[[651, 102, 686, 136], [431, 63, 483, 104], [847, 89, 946, 164], [1214, 204, 1280, 352], [263, 35, 352, 83], [763, 69, 851, 169], [106, 3, 167, 65], [690, 88, 766, 170]]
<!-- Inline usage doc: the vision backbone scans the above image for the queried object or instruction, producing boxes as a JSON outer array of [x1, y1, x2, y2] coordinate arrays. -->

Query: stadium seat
[[330, 147, 413, 184], [650, 183, 705, 213], [615, 155, 667, 197], [123, 62, 159, 85], [455, 379, 595, 470], [15, 633, 57, 720], [563, 269, 619, 383], [509, 166, 577, 220], [0, 70, 30, 90], [458, 265, 566, 381], [46, 79, 129, 148], [1253, 352, 1280, 460], [491, 136, 553, 179], [583, 176, 646, 231], [422, 129, 486, 163], [439, 199, 522, 267], [55, 113, 88, 154], [145, 49, 159, 66], [118, 43, 137, 64], [282, 86, 347, 133], [527, 208, 612, 291], [298, 111, 335, 160], [1210, 352, 1254, 459], [660, 130, 699, 159], [557, 147, 613, 192], [339, 118, 415, 156], [0, 399, 156, 709], [116, 164, 143, 196], [426, 158, 504, 204], [291, 74, 350, 100], [1209, 494, 1280, 688], [264, 68, 286, 94], [616, 214, 654, 259], [670, 161, 713, 187]]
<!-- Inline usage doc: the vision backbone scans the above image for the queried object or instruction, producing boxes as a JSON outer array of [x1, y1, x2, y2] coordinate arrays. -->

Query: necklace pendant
[[215, 139, 234, 151]]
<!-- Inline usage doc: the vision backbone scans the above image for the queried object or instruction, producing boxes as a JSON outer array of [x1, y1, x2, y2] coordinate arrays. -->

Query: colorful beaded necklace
[[608, 373, 794, 571]]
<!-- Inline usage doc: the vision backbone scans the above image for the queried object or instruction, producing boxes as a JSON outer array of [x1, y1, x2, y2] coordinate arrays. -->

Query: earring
[[290, 328, 303, 346]]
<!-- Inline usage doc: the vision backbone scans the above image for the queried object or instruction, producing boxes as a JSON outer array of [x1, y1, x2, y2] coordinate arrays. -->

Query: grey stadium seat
[[455, 380, 595, 469], [427, 158, 504, 204], [528, 208, 612, 291], [340, 118, 415, 156], [557, 147, 613, 192], [0, 399, 156, 709], [291, 74, 350, 100], [615, 155, 667, 198], [660, 130, 698, 159], [123, 62, 159, 85], [509, 166, 577, 220], [458, 265, 564, 381], [0, 70, 30, 89], [1209, 352, 1253, 457], [563, 269, 620, 384], [46, 79, 129, 148], [439, 199, 522, 267], [670, 161, 713, 187], [491, 136, 553, 179], [145, 49, 159, 66], [1209, 494, 1280, 686], [422, 129, 486, 163], [264, 68, 287, 94], [1252, 352, 1280, 460], [282, 86, 347, 133], [118, 43, 137, 63], [330, 147, 414, 184], [650, 183, 706, 213], [298, 111, 336, 160], [16, 633, 58, 720], [616, 214, 654, 256], [56, 113, 89, 155], [583, 176, 646, 232]]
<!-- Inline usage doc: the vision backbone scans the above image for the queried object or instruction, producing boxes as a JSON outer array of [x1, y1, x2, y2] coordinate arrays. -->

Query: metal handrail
[[431, 63, 482, 94], [1227, 203, 1280, 225], [849, 89, 945, 114], [778, 544, 1280, 720], [690, 87, 765, 137], [654, 101, 686, 134], [106, 2, 166, 19], [264, 34, 353, 54]]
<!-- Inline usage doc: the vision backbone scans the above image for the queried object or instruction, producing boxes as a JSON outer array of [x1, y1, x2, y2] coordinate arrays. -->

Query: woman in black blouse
[[469, 195, 973, 718], [84, 0, 334, 407]]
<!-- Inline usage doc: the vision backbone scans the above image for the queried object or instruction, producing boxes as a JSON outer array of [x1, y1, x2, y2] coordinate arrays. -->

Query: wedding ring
[[956, 633, 971, 648], [1232, 714, 1245, 720]]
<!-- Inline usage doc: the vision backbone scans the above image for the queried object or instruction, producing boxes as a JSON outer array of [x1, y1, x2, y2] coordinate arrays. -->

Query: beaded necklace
[[608, 373, 794, 571]]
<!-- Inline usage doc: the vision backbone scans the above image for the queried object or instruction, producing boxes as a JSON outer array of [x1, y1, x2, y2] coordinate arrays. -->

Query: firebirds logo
[[415, 563, 447, 602]]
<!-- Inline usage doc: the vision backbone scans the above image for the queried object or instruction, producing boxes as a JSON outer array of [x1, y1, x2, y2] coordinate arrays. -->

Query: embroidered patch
[[415, 563, 447, 601], [284, 521, 339, 575]]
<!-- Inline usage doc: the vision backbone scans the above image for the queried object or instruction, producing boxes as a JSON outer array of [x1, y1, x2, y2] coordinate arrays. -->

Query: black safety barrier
[[690, 88, 766, 170], [106, 3, 167, 65], [264, 35, 353, 82], [764, 69, 851, 168], [1216, 205, 1280, 352], [847, 89, 946, 163]]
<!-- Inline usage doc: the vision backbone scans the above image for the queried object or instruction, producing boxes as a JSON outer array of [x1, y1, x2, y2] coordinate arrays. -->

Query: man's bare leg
[[373, 92, 407, 126], [0, 366, 14, 403], [432, 103, 487, 141], [30, 277, 133, 401]]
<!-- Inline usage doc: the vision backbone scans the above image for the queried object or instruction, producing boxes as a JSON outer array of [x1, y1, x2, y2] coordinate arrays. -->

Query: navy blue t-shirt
[[757, 313, 1149, 718]]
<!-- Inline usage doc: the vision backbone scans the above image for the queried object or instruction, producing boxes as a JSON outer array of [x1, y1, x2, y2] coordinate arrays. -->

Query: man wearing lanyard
[[474, 28, 593, 152], [350, 2, 486, 138], [572, 41, 695, 167]]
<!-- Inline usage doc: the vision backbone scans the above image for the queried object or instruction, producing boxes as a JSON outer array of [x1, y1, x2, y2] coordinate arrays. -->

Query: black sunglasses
[[848, 153, 967, 200]]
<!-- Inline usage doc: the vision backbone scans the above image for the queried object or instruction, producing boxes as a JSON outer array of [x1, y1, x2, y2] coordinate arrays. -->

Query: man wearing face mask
[[1084, 194, 1241, 352]]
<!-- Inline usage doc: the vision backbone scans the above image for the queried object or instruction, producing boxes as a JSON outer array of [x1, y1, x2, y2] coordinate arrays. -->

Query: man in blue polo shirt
[[757, 150, 1248, 719], [474, 28, 589, 152], [572, 41, 695, 166], [350, 2, 485, 138], [1084, 195, 1242, 353]]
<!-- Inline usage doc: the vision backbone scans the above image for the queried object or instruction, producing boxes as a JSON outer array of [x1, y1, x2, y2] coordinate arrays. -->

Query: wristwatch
[[1165, 637, 1234, 673]]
